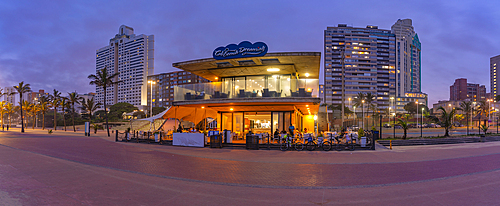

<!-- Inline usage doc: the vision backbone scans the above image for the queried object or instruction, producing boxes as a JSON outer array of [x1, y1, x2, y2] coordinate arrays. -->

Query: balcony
[[174, 79, 319, 102]]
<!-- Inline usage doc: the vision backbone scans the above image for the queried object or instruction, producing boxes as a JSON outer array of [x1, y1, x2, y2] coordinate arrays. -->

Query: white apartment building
[[95, 25, 154, 107], [3, 87, 16, 105]]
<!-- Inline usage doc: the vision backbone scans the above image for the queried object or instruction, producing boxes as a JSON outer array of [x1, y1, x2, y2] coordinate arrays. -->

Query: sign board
[[173, 133, 205, 147], [213, 41, 268, 60]]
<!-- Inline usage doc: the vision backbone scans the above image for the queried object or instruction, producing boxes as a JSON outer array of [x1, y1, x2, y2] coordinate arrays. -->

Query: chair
[[214, 91, 221, 98], [185, 93, 192, 100], [263, 88, 270, 97], [239, 89, 246, 98], [298, 88, 306, 97], [269, 91, 277, 97]]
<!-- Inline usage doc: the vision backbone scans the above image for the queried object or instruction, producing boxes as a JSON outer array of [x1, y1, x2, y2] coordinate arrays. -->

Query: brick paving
[[1, 128, 500, 205]]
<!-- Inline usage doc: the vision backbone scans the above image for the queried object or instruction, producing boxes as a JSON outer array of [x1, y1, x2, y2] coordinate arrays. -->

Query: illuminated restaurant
[[158, 41, 321, 144]]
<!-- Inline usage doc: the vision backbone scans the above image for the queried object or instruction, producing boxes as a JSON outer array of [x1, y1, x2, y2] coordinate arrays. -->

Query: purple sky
[[1, 0, 499, 106]]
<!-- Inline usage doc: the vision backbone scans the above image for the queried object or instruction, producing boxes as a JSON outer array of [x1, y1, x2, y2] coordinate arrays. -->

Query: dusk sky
[[1, 0, 499, 105]]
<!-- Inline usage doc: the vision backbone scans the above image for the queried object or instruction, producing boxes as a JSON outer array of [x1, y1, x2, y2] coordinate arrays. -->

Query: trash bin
[[372, 131, 380, 140], [361, 136, 367, 147], [246, 134, 259, 150], [224, 129, 232, 143], [210, 134, 222, 148]]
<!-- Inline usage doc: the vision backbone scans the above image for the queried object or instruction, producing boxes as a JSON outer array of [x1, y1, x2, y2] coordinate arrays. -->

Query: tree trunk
[[403, 129, 407, 139], [63, 111, 66, 131], [53, 108, 57, 131], [42, 112, 45, 130], [20, 96, 24, 133], [445, 128, 449, 137], [104, 85, 110, 137], [72, 105, 76, 132]]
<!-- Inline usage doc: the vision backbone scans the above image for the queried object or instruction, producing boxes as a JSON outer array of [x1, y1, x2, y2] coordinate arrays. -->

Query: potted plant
[[153, 130, 160, 142], [125, 127, 131, 140], [357, 128, 365, 146], [480, 124, 488, 141]]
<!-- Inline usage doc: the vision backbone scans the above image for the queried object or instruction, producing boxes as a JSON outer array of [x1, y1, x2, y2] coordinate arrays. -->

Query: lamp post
[[421, 107, 424, 138], [416, 101, 419, 131], [392, 112, 396, 139], [362, 100, 365, 130], [148, 80, 156, 117], [353, 106, 356, 127]]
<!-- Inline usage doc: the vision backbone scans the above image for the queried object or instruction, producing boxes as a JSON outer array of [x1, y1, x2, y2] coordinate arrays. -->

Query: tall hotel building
[[95, 25, 154, 107], [491, 55, 500, 98], [324, 19, 427, 118], [324, 24, 396, 112]]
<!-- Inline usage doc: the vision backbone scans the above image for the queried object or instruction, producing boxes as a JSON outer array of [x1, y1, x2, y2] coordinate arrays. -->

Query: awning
[[161, 106, 218, 124]]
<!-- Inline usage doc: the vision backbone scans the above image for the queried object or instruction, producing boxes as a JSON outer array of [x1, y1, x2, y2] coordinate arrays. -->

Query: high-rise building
[[95, 25, 154, 107], [147, 71, 210, 109], [324, 24, 396, 114], [450, 78, 486, 101], [490, 55, 500, 98], [3, 87, 16, 105], [391, 19, 422, 95]]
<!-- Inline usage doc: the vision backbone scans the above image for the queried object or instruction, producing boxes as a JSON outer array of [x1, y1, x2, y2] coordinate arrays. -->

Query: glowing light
[[201, 106, 205, 109], [305, 73, 310, 77], [230, 108, 233, 111], [306, 105, 309, 107], [314, 115, 317, 120], [267, 68, 280, 72], [215, 77, 218, 80]]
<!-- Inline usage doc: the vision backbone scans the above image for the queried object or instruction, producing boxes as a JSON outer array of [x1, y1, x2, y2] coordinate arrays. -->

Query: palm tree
[[22, 100, 31, 129], [49, 89, 61, 130], [0, 101, 6, 129], [38, 96, 49, 130], [365, 93, 376, 127], [88, 66, 120, 136], [13, 82, 31, 132], [353, 92, 366, 128], [5, 103, 14, 128], [68, 92, 82, 132], [459, 101, 473, 135], [31, 103, 40, 129], [397, 117, 409, 139], [437, 106, 457, 137], [80, 97, 102, 121], [60, 97, 69, 131]]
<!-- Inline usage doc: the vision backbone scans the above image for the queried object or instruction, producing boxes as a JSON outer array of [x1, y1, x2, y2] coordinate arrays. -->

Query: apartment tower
[[490, 55, 500, 98], [95, 25, 154, 107], [324, 24, 396, 113]]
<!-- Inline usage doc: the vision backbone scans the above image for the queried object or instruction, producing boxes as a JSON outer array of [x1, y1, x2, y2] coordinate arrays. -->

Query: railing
[[174, 79, 319, 101]]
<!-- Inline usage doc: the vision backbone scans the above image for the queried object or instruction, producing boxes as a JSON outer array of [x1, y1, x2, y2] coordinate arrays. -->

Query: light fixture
[[314, 115, 317, 120], [306, 105, 309, 107], [230, 108, 233, 111], [215, 77, 218, 80], [267, 68, 280, 72], [202, 106, 205, 109], [305, 73, 310, 77]]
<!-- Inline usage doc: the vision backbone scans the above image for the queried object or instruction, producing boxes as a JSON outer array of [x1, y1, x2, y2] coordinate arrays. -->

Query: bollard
[[115, 130, 118, 142], [390, 140, 392, 150]]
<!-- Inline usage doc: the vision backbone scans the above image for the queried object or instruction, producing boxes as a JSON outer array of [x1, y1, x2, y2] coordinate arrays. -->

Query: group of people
[[272, 125, 310, 140]]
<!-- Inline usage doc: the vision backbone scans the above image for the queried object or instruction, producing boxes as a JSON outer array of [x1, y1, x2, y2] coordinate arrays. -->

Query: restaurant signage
[[213, 41, 268, 60]]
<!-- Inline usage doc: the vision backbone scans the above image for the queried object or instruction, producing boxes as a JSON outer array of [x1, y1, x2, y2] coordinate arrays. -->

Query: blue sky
[[1, 0, 499, 105]]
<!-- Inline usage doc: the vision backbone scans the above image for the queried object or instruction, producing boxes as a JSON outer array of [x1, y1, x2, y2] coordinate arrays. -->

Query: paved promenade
[[1, 128, 500, 205]]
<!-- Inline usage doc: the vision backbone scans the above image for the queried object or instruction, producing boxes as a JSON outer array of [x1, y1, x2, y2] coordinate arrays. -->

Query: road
[[1, 128, 500, 205]]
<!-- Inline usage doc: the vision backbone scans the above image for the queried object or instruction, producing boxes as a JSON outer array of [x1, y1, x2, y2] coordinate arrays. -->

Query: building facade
[[450, 78, 486, 102], [391, 19, 422, 95], [95, 25, 154, 107], [3, 87, 16, 105], [147, 71, 210, 108], [324, 24, 396, 115], [490, 55, 500, 98]]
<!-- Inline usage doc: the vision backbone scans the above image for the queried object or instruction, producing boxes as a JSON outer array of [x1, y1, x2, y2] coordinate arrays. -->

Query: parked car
[[394, 125, 403, 129], [383, 123, 391, 128]]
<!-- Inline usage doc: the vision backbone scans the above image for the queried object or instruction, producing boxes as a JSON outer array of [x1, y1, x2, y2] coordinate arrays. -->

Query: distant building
[[450, 78, 486, 101], [491, 55, 500, 98], [95, 25, 154, 107], [147, 71, 210, 109], [3, 87, 16, 105]]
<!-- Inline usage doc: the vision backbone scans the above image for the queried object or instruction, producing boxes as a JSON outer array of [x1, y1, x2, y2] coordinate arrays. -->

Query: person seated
[[304, 128, 308, 133]]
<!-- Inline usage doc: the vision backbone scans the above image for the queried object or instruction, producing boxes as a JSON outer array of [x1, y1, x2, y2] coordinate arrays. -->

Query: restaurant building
[[157, 41, 321, 143]]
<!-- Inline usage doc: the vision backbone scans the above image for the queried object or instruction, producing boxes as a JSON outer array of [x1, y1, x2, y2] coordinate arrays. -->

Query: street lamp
[[353, 106, 356, 126], [148, 80, 156, 117], [421, 107, 424, 138], [362, 100, 365, 130], [416, 101, 419, 131], [392, 112, 396, 139]]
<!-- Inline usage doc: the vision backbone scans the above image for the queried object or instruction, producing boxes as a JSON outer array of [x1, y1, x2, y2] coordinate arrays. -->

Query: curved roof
[[172, 52, 321, 82]]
